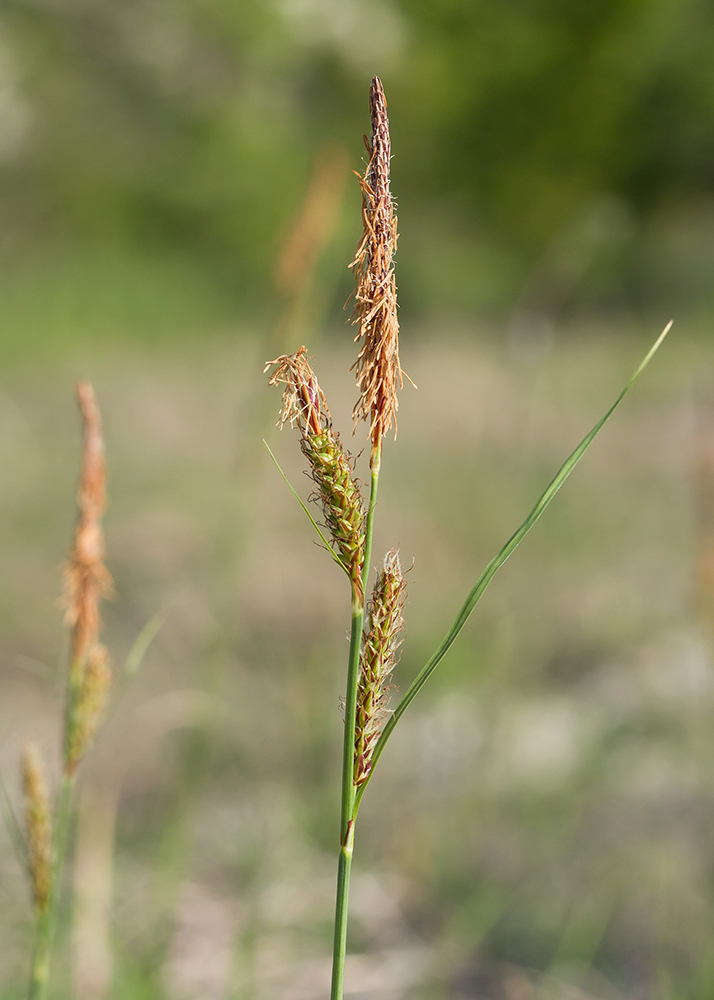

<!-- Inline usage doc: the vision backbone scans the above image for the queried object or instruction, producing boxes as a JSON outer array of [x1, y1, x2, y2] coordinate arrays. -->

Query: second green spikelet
[[354, 550, 406, 786], [265, 346, 366, 594]]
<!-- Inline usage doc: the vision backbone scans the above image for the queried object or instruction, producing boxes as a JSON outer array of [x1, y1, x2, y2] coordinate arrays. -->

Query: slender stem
[[330, 820, 355, 1000], [339, 598, 364, 842], [363, 443, 381, 595], [330, 445, 382, 1000], [29, 775, 74, 1000], [331, 596, 363, 1000]]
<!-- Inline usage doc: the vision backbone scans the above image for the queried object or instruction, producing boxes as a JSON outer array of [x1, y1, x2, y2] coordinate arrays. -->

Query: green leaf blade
[[353, 322, 672, 813], [124, 608, 168, 679], [263, 439, 348, 576]]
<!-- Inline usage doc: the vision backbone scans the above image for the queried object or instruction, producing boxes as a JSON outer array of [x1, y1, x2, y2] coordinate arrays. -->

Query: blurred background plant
[[2, 0, 714, 343], [0, 1, 713, 998]]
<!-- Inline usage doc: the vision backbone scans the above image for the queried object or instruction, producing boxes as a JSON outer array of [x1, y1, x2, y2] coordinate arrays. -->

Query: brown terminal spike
[[22, 744, 52, 914], [350, 77, 408, 466], [63, 381, 114, 775], [63, 381, 113, 675], [265, 348, 366, 595], [354, 549, 407, 785]]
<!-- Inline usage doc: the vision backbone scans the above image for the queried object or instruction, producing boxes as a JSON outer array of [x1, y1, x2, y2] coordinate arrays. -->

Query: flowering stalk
[[324, 75, 405, 1000], [264, 74, 670, 1000], [331, 76, 404, 1000], [64, 381, 113, 777], [24, 744, 52, 1000], [28, 382, 113, 1000], [264, 347, 370, 1000], [27, 778, 72, 1000]]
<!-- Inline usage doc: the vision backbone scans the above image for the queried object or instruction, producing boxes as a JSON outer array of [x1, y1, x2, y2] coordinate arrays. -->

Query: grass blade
[[263, 439, 347, 575], [0, 762, 28, 870], [98, 608, 169, 737], [354, 322, 672, 812], [124, 608, 168, 679]]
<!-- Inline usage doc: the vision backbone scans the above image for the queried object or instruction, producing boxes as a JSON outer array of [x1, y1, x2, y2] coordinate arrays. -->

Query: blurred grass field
[[3, 2, 714, 994], [0, 311, 711, 999]]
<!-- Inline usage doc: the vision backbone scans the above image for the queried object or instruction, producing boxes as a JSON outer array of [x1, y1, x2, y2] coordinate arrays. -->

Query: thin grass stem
[[330, 820, 355, 1000], [363, 443, 381, 591], [339, 596, 363, 840], [28, 775, 74, 1000], [331, 592, 363, 1000], [330, 444, 381, 999]]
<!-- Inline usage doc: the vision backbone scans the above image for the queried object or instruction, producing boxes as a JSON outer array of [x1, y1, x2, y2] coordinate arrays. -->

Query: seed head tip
[[63, 382, 113, 773], [350, 77, 405, 460]]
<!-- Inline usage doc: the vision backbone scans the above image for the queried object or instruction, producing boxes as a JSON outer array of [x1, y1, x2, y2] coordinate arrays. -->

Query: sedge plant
[[14, 383, 165, 999], [22, 382, 113, 1000], [265, 77, 670, 1000]]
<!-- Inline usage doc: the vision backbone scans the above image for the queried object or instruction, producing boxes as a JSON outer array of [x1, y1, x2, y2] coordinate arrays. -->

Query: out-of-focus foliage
[[2, 0, 714, 331]]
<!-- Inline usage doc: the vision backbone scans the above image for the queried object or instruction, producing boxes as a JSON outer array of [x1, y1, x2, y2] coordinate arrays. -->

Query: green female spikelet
[[65, 645, 111, 774], [22, 745, 52, 914], [265, 347, 365, 595], [354, 549, 406, 786]]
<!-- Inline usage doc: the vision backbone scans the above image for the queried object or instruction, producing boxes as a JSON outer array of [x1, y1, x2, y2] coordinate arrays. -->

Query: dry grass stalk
[[64, 381, 113, 775], [350, 76, 404, 461], [275, 144, 348, 302], [265, 348, 365, 594], [22, 744, 52, 914], [354, 550, 406, 785]]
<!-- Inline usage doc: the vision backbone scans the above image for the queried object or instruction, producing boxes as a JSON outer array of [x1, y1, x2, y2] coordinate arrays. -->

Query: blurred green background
[[1, 1, 714, 998], [2, 0, 714, 339]]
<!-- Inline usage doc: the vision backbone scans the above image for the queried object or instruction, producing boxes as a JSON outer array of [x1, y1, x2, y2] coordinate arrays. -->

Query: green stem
[[331, 597, 363, 1000], [363, 443, 381, 593], [330, 450, 381, 1000], [338, 598, 363, 843], [29, 775, 74, 1000], [330, 820, 355, 1000]]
